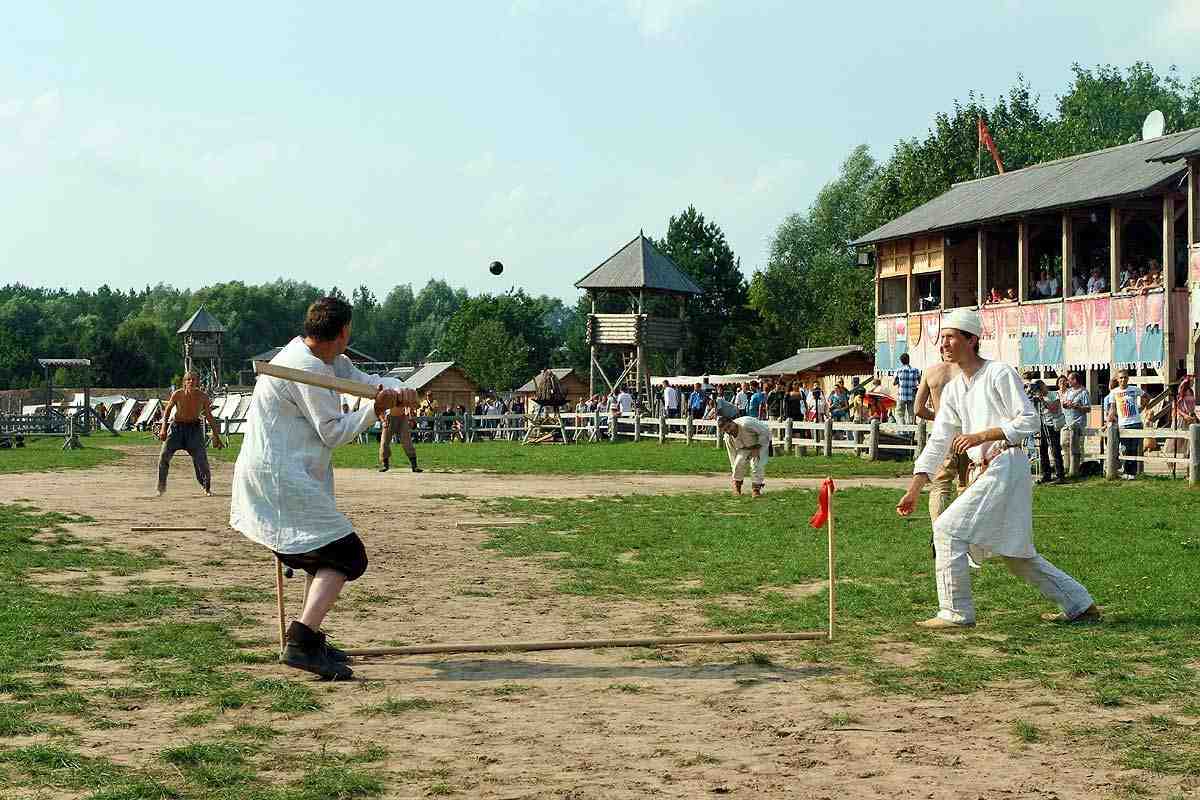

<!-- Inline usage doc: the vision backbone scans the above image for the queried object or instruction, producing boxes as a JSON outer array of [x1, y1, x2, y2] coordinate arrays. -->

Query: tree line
[[1, 63, 1197, 392]]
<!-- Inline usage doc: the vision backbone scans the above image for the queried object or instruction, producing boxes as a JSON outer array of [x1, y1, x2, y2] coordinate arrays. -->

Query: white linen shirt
[[230, 337, 404, 554], [913, 359, 1040, 559]]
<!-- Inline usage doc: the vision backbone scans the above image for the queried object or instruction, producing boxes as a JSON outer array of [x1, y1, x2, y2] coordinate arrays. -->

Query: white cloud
[[749, 157, 806, 195], [1150, 0, 1200, 49], [461, 151, 496, 177], [624, 0, 707, 38]]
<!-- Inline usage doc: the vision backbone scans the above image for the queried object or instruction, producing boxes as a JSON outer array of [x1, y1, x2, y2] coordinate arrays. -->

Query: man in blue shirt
[[688, 383, 705, 419], [894, 353, 921, 425], [747, 381, 765, 419]]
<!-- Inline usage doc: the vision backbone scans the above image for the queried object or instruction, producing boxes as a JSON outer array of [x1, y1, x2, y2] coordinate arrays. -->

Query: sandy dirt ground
[[1, 450, 1189, 799]]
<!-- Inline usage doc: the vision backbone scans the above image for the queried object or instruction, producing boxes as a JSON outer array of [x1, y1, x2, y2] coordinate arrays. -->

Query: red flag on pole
[[978, 116, 1005, 174], [808, 477, 836, 529]]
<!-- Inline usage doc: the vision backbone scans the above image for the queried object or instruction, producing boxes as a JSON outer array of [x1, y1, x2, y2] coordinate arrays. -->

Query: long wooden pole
[[253, 360, 379, 400], [275, 557, 286, 655], [827, 476, 836, 642], [343, 631, 827, 658]]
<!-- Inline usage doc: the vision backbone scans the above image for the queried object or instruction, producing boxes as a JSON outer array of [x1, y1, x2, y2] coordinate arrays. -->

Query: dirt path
[[0, 456, 1177, 799]]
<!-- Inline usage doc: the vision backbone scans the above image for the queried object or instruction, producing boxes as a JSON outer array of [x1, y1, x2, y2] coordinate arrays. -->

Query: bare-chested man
[[157, 372, 223, 496], [913, 360, 964, 522]]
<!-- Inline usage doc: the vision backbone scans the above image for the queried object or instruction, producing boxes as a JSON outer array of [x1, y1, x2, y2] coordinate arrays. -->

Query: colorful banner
[[999, 308, 1021, 366], [979, 308, 999, 360], [921, 312, 942, 368], [893, 317, 908, 364], [875, 319, 892, 372], [1064, 300, 1088, 367], [1019, 305, 1043, 367], [1089, 298, 1112, 368], [1042, 305, 1063, 366]]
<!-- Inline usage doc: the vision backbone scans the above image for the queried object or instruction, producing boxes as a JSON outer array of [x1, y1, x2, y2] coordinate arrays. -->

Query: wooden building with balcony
[[854, 125, 1200, 399]]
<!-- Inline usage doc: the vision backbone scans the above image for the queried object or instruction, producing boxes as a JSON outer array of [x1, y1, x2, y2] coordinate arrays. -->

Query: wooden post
[[785, 417, 794, 454], [977, 228, 987, 307], [593, 409, 601, 442], [869, 419, 880, 461], [1110, 206, 1121, 295], [1062, 213, 1074, 298], [1189, 424, 1199, 487], [685, 414, 693, 446], [1105, 425, 1119, 480], [1163, 194, 1175, 381], [275, 557, 286, 655], [1017, 220, 1028, 301], [916, 419, 927, 460], [826, 479, 836, 642], [658, 412, 666, 444], [633, 413, 641, 442], [823, 417, 833, 457]]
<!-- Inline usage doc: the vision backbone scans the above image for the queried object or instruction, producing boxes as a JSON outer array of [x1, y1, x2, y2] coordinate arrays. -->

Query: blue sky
[[3, 1, 1198, 302]]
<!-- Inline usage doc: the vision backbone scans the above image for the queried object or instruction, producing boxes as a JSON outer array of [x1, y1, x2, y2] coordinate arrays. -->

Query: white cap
[[941, 308, 982, 337]]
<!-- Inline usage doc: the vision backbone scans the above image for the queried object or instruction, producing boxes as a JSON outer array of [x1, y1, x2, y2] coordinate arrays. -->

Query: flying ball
[[489, 260, 504, 276]]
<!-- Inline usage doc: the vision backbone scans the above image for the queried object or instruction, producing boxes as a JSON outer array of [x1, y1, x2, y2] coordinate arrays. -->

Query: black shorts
[[274, 532, 368, 581]]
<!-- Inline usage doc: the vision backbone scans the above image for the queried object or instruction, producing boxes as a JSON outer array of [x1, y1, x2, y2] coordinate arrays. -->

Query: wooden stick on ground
[[274, 557, 286, 655], [130, 526, 208, 532], [344, 631, 827, 658]]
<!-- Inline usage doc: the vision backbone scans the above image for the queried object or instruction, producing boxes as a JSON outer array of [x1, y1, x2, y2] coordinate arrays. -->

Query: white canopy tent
[[649, 374, 754, 388]]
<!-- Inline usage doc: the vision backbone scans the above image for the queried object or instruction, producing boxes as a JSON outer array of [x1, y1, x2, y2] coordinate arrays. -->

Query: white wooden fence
[[213, 412, 1200, 485]]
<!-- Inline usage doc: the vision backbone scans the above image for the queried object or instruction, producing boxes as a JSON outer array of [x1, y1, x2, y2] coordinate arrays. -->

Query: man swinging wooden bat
[[230, 296, 415, 680]]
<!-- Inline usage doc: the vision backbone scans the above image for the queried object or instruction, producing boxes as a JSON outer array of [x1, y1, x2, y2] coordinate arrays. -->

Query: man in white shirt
[[717, 411, 771, 497], [663, 381, 680, 419], [617, 387, 633, 413], [896, 309, 1099, 630], [231, 297, 414, 679], [1086, 268, 1107, 295], [734, 384, 749, 416]]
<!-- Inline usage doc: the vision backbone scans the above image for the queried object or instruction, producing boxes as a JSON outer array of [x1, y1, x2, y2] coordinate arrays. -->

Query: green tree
[[651, 206, 753, 373], [1052, 62, 1200, 156], [376, 284, 415, 361], [441, 290, 554, 383], [460, 319, 529, 390], [750, 145, 879, 356]]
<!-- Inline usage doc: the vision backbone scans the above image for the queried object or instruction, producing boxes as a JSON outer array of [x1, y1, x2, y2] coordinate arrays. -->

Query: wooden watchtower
[[177, 306, 226, 393], [574, 232, 703, 403]]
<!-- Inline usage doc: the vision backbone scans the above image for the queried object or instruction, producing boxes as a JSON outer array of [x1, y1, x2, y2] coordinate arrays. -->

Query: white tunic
[[913, 359, 1039, 559], [725, 416, 771, 483], [230, 337, 404, 554]]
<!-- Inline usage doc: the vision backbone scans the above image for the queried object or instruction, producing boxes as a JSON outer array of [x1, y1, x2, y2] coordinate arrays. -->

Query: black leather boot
[[281, 621, 353, 680]]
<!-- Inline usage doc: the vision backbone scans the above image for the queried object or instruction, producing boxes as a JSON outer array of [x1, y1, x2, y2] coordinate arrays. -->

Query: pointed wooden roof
[[575, 232, 703, 295], [177, 306, 227, 334]]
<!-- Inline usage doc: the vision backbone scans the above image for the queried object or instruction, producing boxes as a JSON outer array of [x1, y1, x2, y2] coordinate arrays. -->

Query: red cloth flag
[[978, 117, 1005, 174], [808, 478, 836, 529]]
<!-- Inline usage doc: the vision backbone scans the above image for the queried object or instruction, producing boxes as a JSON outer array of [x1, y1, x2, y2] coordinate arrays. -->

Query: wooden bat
[[252, 361, 417, 409], [252, 361, 381, 399]]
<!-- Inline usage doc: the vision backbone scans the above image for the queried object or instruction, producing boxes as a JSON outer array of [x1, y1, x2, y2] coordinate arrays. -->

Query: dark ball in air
[[489, 260, 504, 276]]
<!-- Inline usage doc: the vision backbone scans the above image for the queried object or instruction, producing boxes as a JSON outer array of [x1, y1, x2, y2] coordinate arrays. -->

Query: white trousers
[[725, 439, 768, 484], [933, 530, 1094, 624]]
